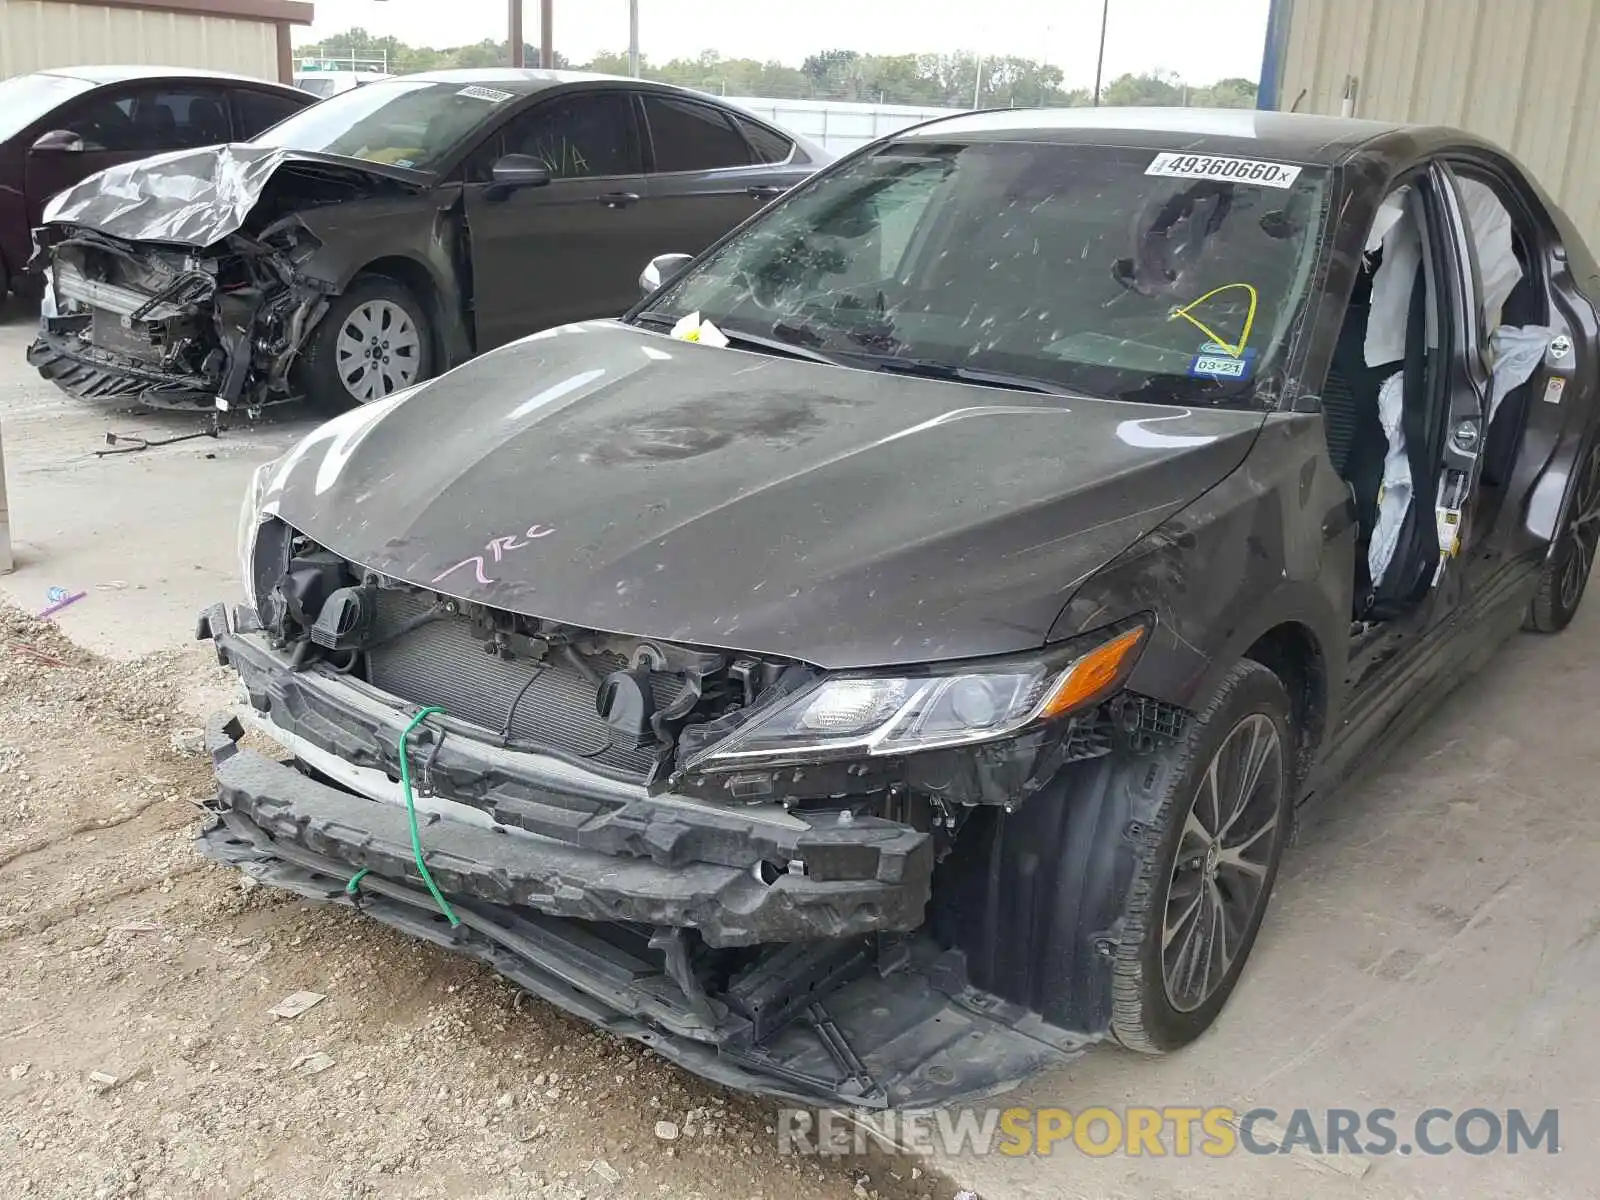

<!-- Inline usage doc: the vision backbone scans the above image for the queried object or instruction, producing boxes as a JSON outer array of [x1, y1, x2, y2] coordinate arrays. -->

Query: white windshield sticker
[[458, 85, 513, 103], [1146, 152, 1302, 189]]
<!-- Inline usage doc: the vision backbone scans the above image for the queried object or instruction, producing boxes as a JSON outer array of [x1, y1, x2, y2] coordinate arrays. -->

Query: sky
[[297, 0, 1272, 88]]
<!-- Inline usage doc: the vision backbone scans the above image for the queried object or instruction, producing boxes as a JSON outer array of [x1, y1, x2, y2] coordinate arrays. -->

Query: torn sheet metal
[[41, 144, 428, 248]]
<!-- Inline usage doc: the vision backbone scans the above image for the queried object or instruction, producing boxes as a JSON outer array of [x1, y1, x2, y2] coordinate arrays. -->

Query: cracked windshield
[[643, 138, 1325, 407]]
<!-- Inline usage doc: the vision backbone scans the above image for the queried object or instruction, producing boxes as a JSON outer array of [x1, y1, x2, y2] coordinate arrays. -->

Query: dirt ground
[[0, 607, 962, 1200]]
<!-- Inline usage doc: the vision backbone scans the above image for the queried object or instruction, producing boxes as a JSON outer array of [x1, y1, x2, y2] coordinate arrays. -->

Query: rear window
[[735, 115, 792, 164], [643, 140, 1327, 409], [644, 95, 751, 172]]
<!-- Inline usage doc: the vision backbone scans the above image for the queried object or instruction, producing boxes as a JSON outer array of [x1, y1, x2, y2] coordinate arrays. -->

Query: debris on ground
[[292, 1051, 335, 1075], [268, 990, 327, 1020], [655, 1120, 681, 1142]]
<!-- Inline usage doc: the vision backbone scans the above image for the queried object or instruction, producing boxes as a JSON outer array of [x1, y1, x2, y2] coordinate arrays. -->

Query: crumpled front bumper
[[29, 321, 215, 408], [195, 602, 1095, 1107], [198, 602, 933, 947]]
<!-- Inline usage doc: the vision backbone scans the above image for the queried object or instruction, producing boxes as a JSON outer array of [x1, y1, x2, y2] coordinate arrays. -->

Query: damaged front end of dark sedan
[[28, 145, 447, 412], [196, 557, 1172, 1107]]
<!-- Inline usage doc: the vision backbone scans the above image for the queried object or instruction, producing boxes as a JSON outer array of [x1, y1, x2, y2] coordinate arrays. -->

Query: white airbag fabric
[[1369, 370, 1410, 586], [1487, 324, 1551, 425], [1458, 178, 1523, 331], [1365, 193, 1422, 368]]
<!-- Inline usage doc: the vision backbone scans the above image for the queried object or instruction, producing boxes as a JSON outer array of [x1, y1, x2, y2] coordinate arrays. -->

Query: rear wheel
[[296, 275, 432, 412], [1525, 444, 1600, 633]]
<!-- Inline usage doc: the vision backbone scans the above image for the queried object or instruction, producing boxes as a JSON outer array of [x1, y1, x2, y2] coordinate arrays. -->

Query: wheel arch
[[1240, 620, 1329, 789]]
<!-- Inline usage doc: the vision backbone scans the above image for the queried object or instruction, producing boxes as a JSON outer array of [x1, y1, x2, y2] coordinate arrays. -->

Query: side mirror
[[31, 129, 85, 153], [487, 153, 551, 198], [639, 252, 693, 298]]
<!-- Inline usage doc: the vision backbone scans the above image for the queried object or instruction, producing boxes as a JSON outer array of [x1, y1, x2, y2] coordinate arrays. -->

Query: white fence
[[722, 96, 969, 157]]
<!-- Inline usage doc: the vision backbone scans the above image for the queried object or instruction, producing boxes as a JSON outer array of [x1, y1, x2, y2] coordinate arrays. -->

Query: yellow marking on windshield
[[1169, 282, 1259, 357]]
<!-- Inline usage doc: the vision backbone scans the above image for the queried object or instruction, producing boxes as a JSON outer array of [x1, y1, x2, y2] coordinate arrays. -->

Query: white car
[[293, 70, 388, 99]]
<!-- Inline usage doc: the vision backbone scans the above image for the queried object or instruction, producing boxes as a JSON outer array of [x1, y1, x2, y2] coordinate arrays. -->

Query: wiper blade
[[862, 357, 1072, 396]]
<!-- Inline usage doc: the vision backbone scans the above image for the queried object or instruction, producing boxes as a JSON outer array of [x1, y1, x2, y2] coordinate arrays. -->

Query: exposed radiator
[[55, 260, 185, 322], [364, 589, 667, 778]]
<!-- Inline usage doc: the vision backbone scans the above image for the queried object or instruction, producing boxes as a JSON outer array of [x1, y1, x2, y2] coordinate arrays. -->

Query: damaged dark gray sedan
[[28, 69, 820, 412], [197, 108, 1600, 1107]]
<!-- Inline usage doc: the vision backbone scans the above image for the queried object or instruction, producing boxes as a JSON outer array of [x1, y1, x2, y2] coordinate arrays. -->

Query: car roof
[[895, 107, 1409, 164], [36, 64, 297, 89], [381, 68, 756, 102]]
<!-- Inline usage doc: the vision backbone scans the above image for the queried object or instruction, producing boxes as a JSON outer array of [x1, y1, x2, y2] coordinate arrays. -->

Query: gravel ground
[[0, 608, 965, 1200]]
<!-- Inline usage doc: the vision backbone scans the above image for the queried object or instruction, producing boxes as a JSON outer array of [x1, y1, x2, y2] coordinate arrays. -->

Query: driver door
[[460, 90, 651, 350]]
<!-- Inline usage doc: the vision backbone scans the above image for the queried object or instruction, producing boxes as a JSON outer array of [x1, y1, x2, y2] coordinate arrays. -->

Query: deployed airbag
[[1488, 324, 1553, 425], [1368, 370, 1410, 586]]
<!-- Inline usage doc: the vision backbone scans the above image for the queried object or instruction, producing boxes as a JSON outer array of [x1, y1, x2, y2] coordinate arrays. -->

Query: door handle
[[746, 185, 785, 199], [596, 191, 640, 208]]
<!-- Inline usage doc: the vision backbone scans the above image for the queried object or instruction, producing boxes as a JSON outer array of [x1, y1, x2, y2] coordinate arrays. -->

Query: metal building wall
[[0, 0, 280, 81], [1272, 0, 1600, 244]]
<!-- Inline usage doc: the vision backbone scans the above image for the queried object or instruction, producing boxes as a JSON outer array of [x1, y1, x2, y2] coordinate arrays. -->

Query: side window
[[732, 115, 792, 165], [232, 89, 306, 139], [493, 92, 638, 180], [58, 89, 140, 152], [642, 95, 753, 172]]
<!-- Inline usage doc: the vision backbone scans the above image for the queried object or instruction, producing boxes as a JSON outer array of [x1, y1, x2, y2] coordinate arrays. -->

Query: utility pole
[[972, 54, 984, 109], [1092, 0, 1109, 106], [541, 0, 554, 68], [628, 0, 640, 77], [509, 0, 524, 67]]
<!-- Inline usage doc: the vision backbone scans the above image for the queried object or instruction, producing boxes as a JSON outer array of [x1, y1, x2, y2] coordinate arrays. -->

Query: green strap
[[399, 706, 460, 927]]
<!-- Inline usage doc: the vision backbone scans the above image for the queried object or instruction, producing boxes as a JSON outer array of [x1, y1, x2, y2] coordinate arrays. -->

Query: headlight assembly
[[685, 620, 1150, 771]]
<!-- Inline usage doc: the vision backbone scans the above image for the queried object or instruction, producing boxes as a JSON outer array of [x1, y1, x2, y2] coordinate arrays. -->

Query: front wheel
[[295, 276, 432, 412], [1525, 444, 1600, 633], [1110, 660, 1295, 1053]]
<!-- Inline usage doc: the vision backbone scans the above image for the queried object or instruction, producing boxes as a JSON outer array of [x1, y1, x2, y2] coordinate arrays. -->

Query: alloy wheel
[[1160, 712, 1284, 1013], [1560, 447, 1600, 612], [335, 298, 422, 403]]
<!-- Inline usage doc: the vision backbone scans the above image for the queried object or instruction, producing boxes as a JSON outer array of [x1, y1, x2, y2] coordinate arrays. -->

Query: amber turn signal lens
[[1037, 625, 1148, 719]]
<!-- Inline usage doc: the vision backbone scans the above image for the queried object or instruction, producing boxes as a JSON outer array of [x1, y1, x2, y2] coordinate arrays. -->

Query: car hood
[[261, 322, 1264, 668], [41, 142, 430, 247]]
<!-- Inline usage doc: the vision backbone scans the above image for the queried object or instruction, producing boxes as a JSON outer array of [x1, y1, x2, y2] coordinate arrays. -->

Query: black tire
[[1525, 444, 1600, 634], [295, 275, 433, 412], [1109, 660, 1295, 1053]]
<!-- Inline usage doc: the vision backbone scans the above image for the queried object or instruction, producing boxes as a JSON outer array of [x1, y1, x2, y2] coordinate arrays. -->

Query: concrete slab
[[0, 298, 320, 658]]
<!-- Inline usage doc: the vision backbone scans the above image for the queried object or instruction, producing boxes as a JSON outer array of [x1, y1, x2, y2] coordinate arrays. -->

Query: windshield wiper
[[632, 312, 848, 367], [859, 356, 1073, 396]]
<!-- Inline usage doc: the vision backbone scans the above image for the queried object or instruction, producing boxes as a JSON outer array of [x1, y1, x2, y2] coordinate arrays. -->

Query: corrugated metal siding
[[0, 0, 278, 81], [1277, 0, 1600, 245]]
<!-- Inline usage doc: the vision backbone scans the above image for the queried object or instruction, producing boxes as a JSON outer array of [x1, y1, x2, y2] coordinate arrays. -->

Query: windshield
[[253, 79, 514, 170], [0, 73, 95, 144], [639, 140, 1327, 408], [295, 77, 339, 98]]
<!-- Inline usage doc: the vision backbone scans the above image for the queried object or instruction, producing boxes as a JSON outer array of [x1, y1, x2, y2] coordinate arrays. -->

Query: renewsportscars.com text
[[778, 1106, 1561, 1158]]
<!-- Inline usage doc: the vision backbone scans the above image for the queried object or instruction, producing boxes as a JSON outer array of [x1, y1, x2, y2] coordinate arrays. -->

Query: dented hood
[[261, 322, 1264, 668], [41, 143, 430, 247]]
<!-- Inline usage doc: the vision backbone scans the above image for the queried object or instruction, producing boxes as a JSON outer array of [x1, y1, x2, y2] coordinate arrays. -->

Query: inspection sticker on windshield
[[1147, 152, 1302, 189], [1190, 342, 1257, 380], [457, 85, 513, 103]]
